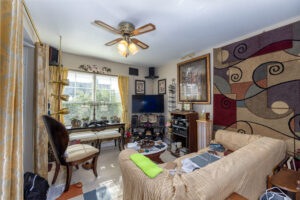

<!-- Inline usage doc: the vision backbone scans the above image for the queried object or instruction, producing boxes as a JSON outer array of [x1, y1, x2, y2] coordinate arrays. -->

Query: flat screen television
[[132, 95, 164, 113]]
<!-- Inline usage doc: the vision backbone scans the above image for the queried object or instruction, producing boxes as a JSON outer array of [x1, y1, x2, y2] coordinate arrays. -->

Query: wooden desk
[[268, 169, 300, 200], [68, 123, 125, 148]]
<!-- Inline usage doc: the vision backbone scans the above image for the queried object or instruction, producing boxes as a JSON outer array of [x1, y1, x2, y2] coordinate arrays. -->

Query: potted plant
[[101, 116, 107, 120], [82, 116, 89, 123], [110, 115, 120, 123], [71, 117, 81, 128], [81, 117, 89, 127]]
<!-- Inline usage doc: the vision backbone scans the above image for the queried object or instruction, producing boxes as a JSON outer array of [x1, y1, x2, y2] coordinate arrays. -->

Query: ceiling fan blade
[[93, 20, 121, 34], [105, 38, 123, 46], [131, 38, 149, 49], [132, 23, 156, 36]]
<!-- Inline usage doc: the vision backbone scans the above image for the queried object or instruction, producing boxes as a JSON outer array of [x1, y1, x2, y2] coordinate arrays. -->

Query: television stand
[[131, 114, 165, 141]]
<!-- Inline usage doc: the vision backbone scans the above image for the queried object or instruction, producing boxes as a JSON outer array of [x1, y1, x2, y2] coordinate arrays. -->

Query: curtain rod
[[22, 0, 42, 43]]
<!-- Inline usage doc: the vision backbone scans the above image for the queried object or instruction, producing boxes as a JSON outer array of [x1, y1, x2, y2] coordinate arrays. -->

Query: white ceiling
[[26, 0, 300, 67]]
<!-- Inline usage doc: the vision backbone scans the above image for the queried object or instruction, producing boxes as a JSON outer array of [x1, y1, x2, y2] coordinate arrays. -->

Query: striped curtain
[[33, 42, 49, 179], [0, 0, 24, 199], [118, 76, 129, 130]]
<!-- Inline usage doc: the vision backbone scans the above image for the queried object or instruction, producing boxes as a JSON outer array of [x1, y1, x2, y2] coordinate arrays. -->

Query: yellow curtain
[[33, 42, 49, 179], [118, 76, 129, 130], [0, 0, 24, 199], [49, 66, 68, 123]]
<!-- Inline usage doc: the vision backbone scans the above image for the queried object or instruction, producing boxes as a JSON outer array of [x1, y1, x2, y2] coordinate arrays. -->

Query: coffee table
[[127, 141, 167, 163]]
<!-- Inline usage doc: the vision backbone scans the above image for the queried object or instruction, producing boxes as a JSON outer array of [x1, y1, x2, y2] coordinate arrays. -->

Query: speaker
[[145, 67, 158, 79], [158, 115, 165, 127], [49, 46, 59, 66], [149, 67, 155, 77], [131, 115, 139, 128], [129, 67, 139, 76]]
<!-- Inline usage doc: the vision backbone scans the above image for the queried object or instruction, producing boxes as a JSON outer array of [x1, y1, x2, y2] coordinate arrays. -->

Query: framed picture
[[176, 103, 182, 111], [183, 103, 193, 111], [135, 80, 145, 94], [177, 54, 210, 104], [139, 114, 148, 123], [158, 79, 166, 94], [148, 114, 157, 123]]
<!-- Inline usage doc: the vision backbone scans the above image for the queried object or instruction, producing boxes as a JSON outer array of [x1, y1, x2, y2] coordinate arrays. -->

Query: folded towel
[[130, 153, 163, 178]]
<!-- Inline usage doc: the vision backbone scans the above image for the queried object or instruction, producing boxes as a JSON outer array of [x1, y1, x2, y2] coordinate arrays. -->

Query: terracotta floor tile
[[56, 183, 83, 200]]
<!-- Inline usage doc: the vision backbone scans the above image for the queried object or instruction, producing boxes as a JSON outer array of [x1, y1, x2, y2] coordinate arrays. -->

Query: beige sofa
[[119, 130, 286, 200]]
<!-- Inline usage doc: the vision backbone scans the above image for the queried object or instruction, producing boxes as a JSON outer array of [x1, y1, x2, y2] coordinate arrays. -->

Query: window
[[63, 71, 122, 126]]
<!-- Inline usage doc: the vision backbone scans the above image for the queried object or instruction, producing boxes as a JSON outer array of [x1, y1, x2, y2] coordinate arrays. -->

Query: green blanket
[[130, 153, 163, 178]]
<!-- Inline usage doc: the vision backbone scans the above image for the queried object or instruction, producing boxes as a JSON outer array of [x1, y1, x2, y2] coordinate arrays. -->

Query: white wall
[[154, 16, 300, 121], [23, 3, 39, 174], [23, 45, 35, 173], [61, 52, 154, 118]]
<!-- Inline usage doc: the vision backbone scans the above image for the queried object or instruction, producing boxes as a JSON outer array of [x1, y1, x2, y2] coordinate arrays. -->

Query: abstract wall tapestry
[[213, 21, 300, 154]]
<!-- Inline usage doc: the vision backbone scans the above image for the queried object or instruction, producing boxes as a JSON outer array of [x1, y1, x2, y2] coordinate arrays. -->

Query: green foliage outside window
[[62, 71, 122, 126]]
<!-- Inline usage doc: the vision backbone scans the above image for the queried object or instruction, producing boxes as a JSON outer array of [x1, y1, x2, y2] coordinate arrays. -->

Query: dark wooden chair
[[42, 115, 99, 192]]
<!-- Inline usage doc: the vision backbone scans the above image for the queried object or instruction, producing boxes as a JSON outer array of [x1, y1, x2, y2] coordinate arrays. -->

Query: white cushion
[[65, 144, 99, 162], [69, 131, 98, 142], [96, 130, 121, 139]]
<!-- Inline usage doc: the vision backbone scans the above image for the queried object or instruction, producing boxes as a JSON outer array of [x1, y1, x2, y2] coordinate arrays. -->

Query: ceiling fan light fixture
[[118, 40, 128, 57], [118, 40, 128, 50], [94, 20, 155, 57], [129, 43, 139, 55], [120, 50, 129, 57]]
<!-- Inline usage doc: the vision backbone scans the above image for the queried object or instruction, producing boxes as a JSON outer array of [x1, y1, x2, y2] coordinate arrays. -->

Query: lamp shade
[[118, 40, 128, 57], [129, 43, 139, 55]]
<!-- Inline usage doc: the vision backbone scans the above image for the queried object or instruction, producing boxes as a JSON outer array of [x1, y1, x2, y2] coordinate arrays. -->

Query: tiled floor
[[48, 142, 176, 200]]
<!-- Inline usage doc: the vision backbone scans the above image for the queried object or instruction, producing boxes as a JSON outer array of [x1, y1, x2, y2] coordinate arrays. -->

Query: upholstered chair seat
[[69, 131, 98, 142], [65, 144, 99, 162], [95, 129, 122, 152], [96, 129, 121, 139]]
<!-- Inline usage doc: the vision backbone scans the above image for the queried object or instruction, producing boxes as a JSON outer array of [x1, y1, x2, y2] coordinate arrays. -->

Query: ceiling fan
[[93, 20, 156, 57]]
